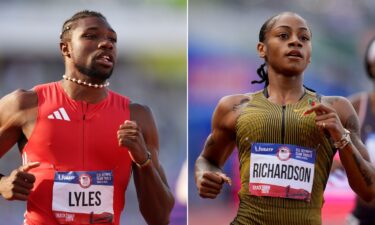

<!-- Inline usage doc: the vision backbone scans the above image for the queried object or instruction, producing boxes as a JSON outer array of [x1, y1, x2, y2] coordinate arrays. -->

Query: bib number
[[249, 143, 316, 201], [52, 170, 114, 224]]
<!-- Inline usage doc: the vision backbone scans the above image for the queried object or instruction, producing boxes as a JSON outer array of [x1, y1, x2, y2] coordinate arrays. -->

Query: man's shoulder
[[128, 102, 156, 130], [0, 89, 37, 127], [129, 102, 151, 115], [0, 89, 37, 110]]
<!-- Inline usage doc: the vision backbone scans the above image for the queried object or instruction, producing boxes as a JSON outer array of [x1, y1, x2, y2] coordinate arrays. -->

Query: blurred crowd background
[[2, 0, 375, 224], [0, 0, 186, 225], [189, 0, 375, 225]]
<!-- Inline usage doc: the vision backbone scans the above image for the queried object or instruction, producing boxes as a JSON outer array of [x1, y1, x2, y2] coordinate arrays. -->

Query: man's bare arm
[[119, 103, 174, 225], [0, 89, 39, 201]]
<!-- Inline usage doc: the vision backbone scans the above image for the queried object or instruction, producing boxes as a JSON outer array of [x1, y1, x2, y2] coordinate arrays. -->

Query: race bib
[[249, 143, 316, 201], [52, 171, 114, 224]]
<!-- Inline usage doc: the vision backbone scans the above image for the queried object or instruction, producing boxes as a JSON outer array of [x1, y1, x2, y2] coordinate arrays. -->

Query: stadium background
[[188, 0, 375, 225], [0, 0, 187, 224]]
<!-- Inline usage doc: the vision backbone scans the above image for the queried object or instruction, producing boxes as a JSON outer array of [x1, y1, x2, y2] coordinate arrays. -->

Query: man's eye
[[278, 33, 288, 39], [83, 34, 97, 39], [109, 37, 117, 43]]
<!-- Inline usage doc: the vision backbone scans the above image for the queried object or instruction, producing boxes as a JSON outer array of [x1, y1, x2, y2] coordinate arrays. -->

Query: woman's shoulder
[[217, 90, 263, 106], [321, 95, 349, 104], [321, 95, 354, 114], [216, 91, 261, 112]]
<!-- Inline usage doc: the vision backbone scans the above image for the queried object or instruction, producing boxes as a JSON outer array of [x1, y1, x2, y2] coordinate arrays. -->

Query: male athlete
[[0, 10, 174, 225]]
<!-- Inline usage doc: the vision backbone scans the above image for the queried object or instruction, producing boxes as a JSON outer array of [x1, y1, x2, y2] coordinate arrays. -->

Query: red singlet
[[22, 82, 132, 225]]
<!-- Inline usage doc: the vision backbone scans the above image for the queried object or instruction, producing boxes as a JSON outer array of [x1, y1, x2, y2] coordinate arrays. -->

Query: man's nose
[[98, 39, 114, 49]]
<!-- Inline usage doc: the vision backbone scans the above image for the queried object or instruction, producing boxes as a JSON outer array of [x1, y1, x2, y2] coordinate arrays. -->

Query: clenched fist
[[196, 171, 232, 199], [0, 162, 40, 201], [117, 120, 150, 166]]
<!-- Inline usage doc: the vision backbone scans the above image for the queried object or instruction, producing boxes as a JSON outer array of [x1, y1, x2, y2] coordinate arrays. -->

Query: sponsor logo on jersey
[[48, 107, 70, 121]]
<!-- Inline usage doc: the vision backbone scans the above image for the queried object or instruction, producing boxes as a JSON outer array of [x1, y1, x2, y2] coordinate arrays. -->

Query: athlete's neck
[[265, 70, 304, 105], [266, 83, 305, 106], [60, 80, 108, 104]]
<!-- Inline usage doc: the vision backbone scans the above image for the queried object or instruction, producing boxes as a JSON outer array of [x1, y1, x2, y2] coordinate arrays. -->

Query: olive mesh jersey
[[232, 89, 335, 225]]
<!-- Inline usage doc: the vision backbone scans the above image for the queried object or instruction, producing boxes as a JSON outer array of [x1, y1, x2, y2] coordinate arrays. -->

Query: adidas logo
[[48, 107, 71, 121]]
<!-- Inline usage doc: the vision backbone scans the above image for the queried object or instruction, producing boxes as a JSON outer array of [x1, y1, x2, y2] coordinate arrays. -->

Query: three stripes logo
[[48, 107, 71, 121]]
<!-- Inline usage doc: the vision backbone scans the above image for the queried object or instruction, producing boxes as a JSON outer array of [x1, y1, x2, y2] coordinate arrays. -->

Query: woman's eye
[[301, 36, 310, 41]]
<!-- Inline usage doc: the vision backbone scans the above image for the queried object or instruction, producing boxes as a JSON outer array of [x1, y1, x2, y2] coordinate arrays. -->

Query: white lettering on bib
[[52, 170, 114, 224], [249, 143, 316, 201]]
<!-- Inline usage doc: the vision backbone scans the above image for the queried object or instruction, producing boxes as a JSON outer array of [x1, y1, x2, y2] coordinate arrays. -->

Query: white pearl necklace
[[62, 75, 109, 88]]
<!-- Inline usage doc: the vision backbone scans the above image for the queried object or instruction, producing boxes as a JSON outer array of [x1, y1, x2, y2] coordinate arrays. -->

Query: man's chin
[[95, 68, 113, 80], [76, 64, 113, 81]]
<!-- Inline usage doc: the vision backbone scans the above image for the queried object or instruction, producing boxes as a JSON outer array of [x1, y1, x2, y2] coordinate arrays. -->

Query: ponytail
[[251, 63, 269, 87]]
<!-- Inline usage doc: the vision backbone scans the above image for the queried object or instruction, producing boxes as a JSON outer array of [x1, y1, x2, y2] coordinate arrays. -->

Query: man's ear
[[60, 42, 70, 57], [257, 42, 266, 59]]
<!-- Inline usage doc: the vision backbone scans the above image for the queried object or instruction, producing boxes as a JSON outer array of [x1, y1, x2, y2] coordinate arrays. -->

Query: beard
[[75, 63, 113, 81]]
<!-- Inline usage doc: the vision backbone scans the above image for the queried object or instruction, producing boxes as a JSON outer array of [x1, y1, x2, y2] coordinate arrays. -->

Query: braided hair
[[251, 14, 279, 87], [60, 10, 107, 41], [251, 63, 269, 86]]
